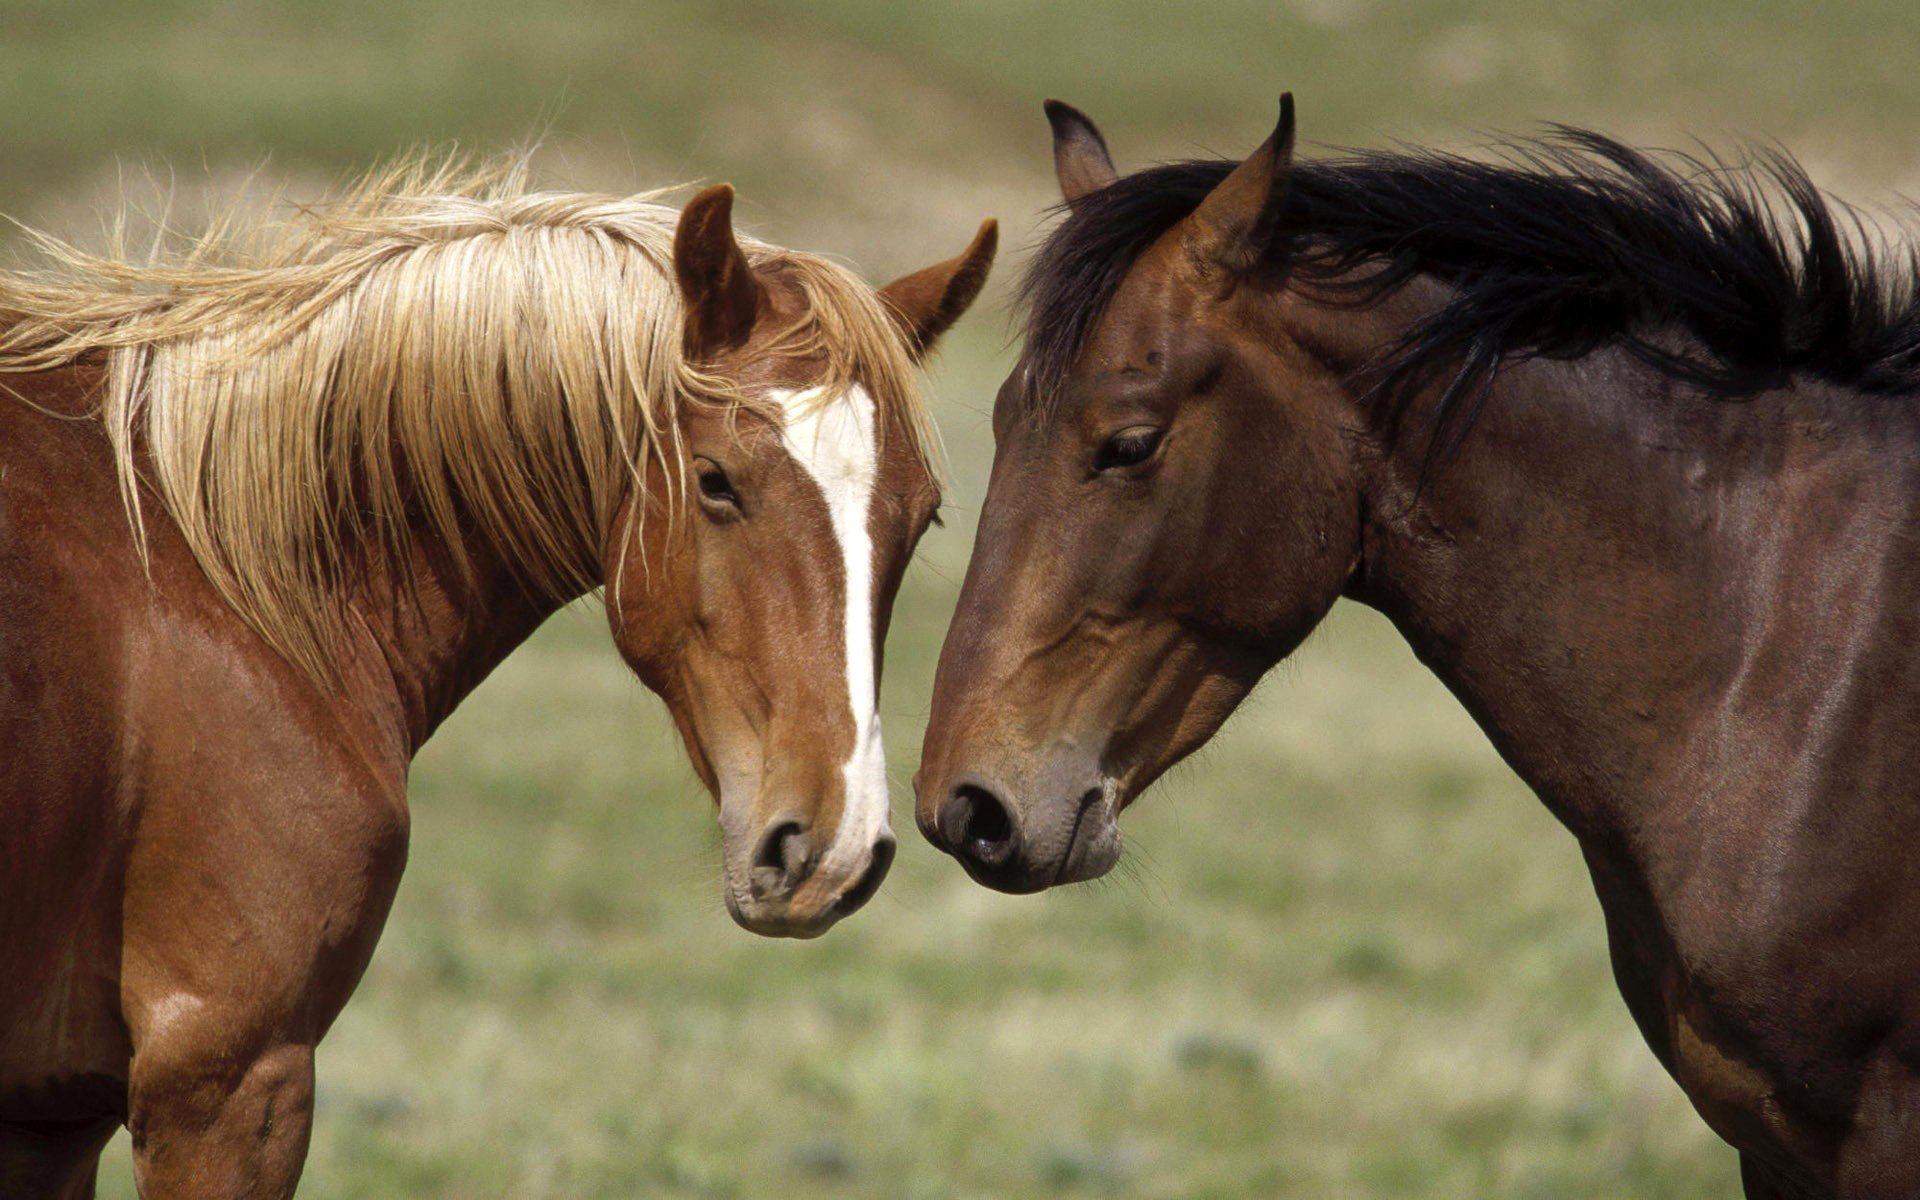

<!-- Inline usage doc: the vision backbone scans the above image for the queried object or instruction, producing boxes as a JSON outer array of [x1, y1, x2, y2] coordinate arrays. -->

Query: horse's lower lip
[[725, 849, 893, 938], [1051, 791, 1100, 887], [1052, 787, 1119, 887], [726, 899, 842, 939], [836, 837, 896, 914], [723, 879, 836, 938]]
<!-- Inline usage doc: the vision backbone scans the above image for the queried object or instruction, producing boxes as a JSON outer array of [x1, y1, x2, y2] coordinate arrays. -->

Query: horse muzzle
[[918, 765, 1123, 894], [721, 816, 896, 937]]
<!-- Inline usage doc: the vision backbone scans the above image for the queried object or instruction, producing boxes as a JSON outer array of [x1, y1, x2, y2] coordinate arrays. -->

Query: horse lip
[[1052, 784, 1115, 887], [724, 894, 843, 939], [724, 838, 896, 937], [830, 835, 895, 916]]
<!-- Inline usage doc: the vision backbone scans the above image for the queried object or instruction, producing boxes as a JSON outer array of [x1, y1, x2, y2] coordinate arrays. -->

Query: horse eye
[[694, 460, 740, 512], [1094, 426, 1165, 472]]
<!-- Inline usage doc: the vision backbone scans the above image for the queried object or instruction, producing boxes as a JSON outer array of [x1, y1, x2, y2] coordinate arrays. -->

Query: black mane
[[1019, 130, 1920, 459]]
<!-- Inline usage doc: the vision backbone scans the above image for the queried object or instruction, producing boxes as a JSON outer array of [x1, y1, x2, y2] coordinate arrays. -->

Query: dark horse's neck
[[1289, 275, 1920, 1186], [1324, 278, 1920, 894]]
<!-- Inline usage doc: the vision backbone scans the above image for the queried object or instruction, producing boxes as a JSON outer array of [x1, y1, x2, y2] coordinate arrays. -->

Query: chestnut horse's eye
[[1094, 426, 1164, 472], [694, 459, 741, 514]]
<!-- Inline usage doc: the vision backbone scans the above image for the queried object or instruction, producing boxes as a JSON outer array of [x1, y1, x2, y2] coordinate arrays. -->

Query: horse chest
[[1588, 854, 1860, 1182], [1671, 1006, 1795, 1146]]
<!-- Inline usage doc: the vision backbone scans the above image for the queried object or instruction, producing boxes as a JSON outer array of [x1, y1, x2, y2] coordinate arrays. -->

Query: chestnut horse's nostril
[[943, 783, 1017, 867], [749, 820, 812, 900]]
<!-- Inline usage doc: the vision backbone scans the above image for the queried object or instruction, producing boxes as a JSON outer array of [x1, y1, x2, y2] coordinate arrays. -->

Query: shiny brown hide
[[1, 362, 424, 1197], [919, 102, 1920, 1198], [0, 194, 994, 1197]]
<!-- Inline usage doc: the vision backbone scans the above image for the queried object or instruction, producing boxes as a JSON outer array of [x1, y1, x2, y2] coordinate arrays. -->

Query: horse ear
[[878, 219, 999, 360], [1045, 99, 1118, 209], [1183, 93, 1297, 281], [673, 184, 765, 358]]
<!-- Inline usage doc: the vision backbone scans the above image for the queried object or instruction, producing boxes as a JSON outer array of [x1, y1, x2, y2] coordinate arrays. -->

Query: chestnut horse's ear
[[673, 184, 765, 358], [1183, 93, 1297, 281], [1045, 99, 1118, 209], [878, 219, 999, 360]]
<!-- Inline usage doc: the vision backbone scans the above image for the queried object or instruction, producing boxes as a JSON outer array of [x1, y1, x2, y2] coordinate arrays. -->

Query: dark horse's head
[[917, 97, 1364, 891], [918, 91, 1915, 891]]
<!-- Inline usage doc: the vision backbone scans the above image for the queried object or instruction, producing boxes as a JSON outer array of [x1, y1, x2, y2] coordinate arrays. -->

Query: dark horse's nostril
[[943, 783, 1016, 866], [749, 820, 812, 900]]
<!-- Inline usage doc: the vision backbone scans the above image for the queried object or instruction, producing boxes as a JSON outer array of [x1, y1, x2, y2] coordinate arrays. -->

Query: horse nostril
[[749, 820, 812, 900], [945, 783, 1016, 866]]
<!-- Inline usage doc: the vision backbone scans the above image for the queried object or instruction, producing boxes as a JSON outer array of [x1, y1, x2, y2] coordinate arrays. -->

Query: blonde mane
[[0, 155, 936, 677]]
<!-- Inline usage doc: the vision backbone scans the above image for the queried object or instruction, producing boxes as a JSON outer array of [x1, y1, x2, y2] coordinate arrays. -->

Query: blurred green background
[[13, 1, 1917, 1196]]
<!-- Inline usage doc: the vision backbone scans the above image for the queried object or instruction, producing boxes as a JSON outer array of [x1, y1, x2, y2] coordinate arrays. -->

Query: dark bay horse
[[0, 159, 995, 1197], [917, 96, 1920, 1198]]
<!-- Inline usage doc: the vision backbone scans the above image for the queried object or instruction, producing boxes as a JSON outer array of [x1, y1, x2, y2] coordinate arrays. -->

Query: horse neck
[[1333, 298, 1920, 840], [341, 511, 590, 756]]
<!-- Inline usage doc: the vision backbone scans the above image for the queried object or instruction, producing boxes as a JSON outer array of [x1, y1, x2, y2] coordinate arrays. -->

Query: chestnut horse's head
[[612, 186, 995, 935], [918, 98, 1362, 892]]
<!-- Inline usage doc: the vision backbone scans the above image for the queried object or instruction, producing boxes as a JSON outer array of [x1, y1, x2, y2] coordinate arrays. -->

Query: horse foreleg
[[1741, 1151, 1823, 1199], [1831, 1053, 1920, 1200], [112, 755, 407, 1197], [126, 1037, 314, 1200], [0, 1118, 116, 1199]]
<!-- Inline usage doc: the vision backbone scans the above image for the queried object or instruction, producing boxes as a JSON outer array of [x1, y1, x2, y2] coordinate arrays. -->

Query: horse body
[[1, 362, 425, 1195], [1354, 340, 1920, 1193], [0, 164, 995, 1196], [918, 97, 1920, 1196], [2, 367, 144, 1188]]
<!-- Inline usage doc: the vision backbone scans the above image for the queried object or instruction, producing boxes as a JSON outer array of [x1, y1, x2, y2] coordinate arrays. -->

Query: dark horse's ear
[[1183, 93, 1297, 281], [1045, 99, 1118, 209], [673, 184, 765, 359], [878, 219, 999, 360]]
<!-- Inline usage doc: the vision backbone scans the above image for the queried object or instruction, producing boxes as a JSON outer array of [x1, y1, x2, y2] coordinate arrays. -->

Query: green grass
[[22, 1, 1919, 1194]]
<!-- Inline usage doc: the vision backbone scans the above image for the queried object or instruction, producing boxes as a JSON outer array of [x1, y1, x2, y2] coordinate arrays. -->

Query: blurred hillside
[[10, 1, 1920, 270]]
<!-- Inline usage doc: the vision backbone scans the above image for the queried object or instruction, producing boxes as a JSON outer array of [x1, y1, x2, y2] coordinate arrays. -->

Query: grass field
[[8, 1, 1916, 1195]]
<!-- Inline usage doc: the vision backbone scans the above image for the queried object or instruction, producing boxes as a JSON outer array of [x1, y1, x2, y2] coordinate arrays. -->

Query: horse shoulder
[[114, 569, 416, 1046], [1, 367, 414, 1112], [0, 368, 149, 1116]]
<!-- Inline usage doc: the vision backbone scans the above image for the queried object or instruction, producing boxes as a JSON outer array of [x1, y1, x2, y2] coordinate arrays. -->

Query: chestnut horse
[[0, 159, 994, 1197], [918, 96, 1920, 1198]]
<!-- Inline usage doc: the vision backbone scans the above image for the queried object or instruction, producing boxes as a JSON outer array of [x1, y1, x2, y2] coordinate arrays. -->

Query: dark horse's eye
[[694, 459, 740, 512], [1094, 426, 1165, 472]]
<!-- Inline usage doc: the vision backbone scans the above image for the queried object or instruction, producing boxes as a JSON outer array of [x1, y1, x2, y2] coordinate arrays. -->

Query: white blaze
[[771, 385, 890, 868]]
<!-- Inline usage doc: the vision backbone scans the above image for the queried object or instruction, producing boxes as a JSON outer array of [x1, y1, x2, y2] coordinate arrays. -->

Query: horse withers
[[917, 96, 1920, 1198], [0, 161, 994, 1197]]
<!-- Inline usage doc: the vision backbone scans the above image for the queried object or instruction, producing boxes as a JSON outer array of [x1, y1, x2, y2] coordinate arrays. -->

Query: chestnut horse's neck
[[1318, 283, 1920, 843], [19, 358, 591, 757], [343, 534, 582, 754]]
